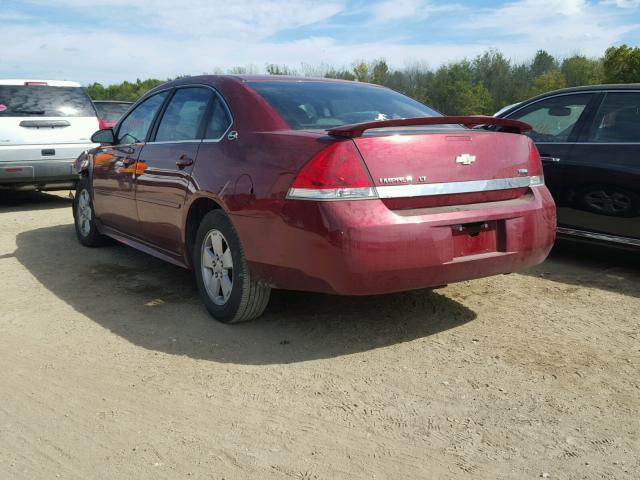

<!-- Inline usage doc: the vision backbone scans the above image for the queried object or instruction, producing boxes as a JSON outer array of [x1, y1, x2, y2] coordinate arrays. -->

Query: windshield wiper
[[13, 109, 46, 115]]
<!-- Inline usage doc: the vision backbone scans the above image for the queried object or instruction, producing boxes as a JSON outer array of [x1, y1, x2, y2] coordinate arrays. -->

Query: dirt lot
[[0, 191, 639, 479]]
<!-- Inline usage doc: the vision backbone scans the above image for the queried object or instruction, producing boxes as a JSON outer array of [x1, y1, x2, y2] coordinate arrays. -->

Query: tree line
[[86, 45, 640, 116]]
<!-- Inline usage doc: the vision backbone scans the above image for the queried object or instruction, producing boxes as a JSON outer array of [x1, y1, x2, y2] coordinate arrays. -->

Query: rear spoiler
[[327, 116, 532, 138]]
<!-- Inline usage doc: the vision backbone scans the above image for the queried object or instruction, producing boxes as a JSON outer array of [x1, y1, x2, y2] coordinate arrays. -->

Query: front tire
[[193, 210, 271, 323], [73, 177, 108, 247]]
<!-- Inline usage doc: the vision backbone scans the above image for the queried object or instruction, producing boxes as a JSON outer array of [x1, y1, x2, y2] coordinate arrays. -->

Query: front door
[[506, 92, 598, 227], [135, 87, 213, 255], [92, 90, 169, 235], [562, 91, 640, 241]]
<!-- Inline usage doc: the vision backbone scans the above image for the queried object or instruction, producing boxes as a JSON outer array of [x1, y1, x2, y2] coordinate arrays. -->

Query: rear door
[[135, 87, 213, 254], [561, 91, 640, 241], [92, 91, 169, 235]]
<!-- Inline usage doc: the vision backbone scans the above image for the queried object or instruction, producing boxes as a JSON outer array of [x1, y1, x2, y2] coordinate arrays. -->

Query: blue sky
[[1, 0, 639, 84]]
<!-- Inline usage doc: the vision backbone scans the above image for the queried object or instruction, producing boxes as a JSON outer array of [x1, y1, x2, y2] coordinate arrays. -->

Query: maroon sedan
[[74, 75, 556, 323]]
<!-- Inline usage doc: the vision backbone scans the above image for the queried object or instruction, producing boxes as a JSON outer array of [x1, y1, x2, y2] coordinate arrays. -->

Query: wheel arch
[[184, 194, 227, 267]]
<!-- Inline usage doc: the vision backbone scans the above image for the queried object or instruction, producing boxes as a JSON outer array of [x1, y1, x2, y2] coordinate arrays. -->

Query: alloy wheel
[[201, 229, 234, 305], [76, 189, 92, 236], [584, 189, 631, 214]]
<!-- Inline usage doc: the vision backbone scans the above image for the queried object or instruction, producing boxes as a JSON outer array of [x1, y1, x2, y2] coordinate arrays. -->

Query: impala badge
[[379, 175, 413, 184], [456, 154, 476, 165]]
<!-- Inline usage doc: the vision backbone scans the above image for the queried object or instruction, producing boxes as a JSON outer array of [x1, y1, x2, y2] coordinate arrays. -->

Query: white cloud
[[369, 0, 462, 22], [601, 0, 640, 7], [1, 0, 639, 84], [21, 0, 344, 39], [465, 0, 640, 57]]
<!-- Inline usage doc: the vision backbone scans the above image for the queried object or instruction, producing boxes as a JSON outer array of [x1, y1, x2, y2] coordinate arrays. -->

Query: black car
[[496, 84, 640, 249]]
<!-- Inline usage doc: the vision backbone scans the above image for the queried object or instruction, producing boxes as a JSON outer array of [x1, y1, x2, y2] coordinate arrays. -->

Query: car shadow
[[14, 224, 477, 365], [524, 239, 640, 298], [0, 190, 72, 213]]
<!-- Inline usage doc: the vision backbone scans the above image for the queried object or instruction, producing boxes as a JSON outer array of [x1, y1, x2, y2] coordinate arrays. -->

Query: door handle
[[176, 155, 194, 168], [116, 146, 135, 155], [540, 156, 561, 163]]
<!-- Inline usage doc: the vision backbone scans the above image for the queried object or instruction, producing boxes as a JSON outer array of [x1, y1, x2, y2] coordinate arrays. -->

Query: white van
[[0, 79, 99, 191]]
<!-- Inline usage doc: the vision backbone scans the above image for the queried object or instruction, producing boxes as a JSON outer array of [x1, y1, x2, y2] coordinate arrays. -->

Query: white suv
[[0, 79, 99, 191]]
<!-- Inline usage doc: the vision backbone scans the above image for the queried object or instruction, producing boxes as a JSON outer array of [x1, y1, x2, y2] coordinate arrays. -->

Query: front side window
[[588, 92, 640, 143], [248, 81, 439, 130], [117, 91, 168, 145], [155, 88, 212, 142], [204, 95, 232, 139], [509, 93, 593, 142]]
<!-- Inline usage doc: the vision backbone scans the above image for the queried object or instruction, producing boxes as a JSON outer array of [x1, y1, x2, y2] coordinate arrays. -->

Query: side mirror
[[548, 106, 571, 117], [91, 128, 115, 144]]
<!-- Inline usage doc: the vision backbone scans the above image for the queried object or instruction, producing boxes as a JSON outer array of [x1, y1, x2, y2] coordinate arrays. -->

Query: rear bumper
[[0, 159, 79, 188], [0, 143, 95, 187], [235, 186, 556, 295]]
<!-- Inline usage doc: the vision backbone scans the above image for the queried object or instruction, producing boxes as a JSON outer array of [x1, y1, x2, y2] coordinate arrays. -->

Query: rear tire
[[73, 177, 109, 247], [193, 210, 271, 323]]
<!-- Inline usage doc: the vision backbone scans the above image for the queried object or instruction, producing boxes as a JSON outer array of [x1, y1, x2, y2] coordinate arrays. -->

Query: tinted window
[[588, 92, 640, 142], [204, 95, 232, 139], [117, 91, 168, 145], [94, 102, 132, 123], [509, 93, 593, 142], [0, 85, 95, 117], [249, 81, 439, 130], [155, 88, 211, 142]]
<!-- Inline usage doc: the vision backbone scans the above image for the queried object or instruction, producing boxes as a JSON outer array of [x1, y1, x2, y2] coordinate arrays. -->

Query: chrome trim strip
[[287, 187, 378, 201], [376, 176, 541, 198], [556, 227, 640, 247], [146, 139, 202, 145]]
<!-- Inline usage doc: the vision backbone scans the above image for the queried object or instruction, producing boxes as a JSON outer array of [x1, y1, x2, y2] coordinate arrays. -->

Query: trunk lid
[[352, 129, 537, 209]]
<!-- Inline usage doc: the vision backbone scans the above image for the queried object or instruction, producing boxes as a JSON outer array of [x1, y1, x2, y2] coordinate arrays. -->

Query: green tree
[[370, 59, 390, 85], [472, 49, 512, 112], [266, 64, 298, 76], [530, 50, 558, 78], [352, 61, 370, 82], [324, 68, 356, 81], [561, 55, 604, 86], [530, 69, 566, 97], [426, 61, 492, 115], [603, 45, 640, 83]]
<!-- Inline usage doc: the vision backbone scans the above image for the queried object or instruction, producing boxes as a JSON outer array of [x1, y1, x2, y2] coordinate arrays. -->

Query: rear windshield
[[249, 81, 441, 130], [0, 85, 96, 117], [94, 102, 132, 123]]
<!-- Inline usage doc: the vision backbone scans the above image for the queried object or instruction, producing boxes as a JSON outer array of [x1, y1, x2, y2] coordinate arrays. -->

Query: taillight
[[527, 139, 545, 186], [287, 141, 378, 200], [98, 118, 108, 130], [24, 81, 48, 86]]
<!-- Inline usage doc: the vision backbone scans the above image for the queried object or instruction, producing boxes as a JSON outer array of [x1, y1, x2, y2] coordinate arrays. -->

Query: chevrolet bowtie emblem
[[456, 154, 476, 165]]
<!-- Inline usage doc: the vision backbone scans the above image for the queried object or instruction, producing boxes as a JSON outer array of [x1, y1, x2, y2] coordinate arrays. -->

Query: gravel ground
[[1, 191, 639, 480]]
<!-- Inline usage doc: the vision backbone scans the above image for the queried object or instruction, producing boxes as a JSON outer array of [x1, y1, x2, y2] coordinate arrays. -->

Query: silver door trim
[[556, 227, 640, 247]]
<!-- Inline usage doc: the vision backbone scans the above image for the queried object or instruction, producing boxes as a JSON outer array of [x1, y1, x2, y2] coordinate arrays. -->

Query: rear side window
[[204, 95, 232, 139], [155, 88, 212, 142], [94, 102, 132, 123], [588, 92, 640, 143], [0, 85, 95, 117], [117, 91, 168, 145], [508, 93, 593, 142], [248, 81, 439, 130]]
